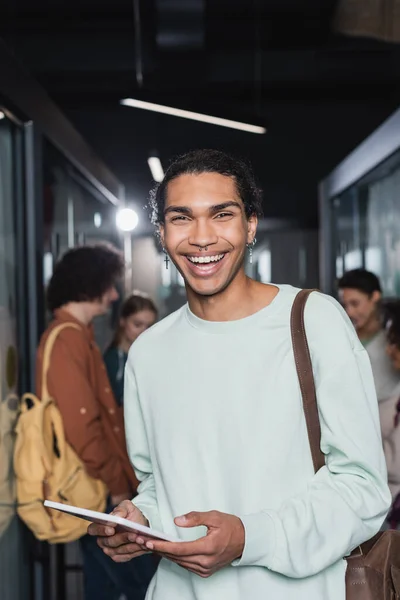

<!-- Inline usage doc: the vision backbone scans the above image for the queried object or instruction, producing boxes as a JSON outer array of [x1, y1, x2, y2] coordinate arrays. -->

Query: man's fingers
[[87, 523, 115, 537], [175, 510, 220, 528], [163, 552, 214, 570], [111, 508, 129, 518], [98, 532, 131, 549], [111, 551, 146, 563], [110, 499, 133, 518], [166, 556, 214, 578], [103, 542, 143, 556], [135, 534, 154, 545], [146, 537, 211, 557]]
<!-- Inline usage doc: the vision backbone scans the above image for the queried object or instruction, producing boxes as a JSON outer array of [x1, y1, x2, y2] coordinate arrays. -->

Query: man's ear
[[247, 214, 258, 244], [372, 290, 382, 304]]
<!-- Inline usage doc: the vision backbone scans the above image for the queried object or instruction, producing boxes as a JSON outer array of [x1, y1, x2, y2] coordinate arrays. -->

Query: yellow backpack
[[14, 323, 107, 544]]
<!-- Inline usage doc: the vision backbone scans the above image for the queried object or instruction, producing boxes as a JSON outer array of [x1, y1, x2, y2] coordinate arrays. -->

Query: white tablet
[[44, 500, 180, 543]]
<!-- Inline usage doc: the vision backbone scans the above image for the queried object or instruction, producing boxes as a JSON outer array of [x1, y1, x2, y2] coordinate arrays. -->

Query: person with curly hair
[[89, 150, 390, 600], [37, 243, 156, 600]]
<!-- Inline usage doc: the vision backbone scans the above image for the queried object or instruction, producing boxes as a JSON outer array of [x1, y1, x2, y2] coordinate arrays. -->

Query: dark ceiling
[[2, 0, 400, 226]]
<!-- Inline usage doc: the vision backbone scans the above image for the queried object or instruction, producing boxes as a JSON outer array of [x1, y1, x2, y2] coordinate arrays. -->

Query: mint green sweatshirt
[[125, 285, 390, 600]]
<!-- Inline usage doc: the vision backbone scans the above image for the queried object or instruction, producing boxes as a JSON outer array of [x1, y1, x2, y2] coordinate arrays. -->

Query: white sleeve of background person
[[233, 292, 391, 578], [124, 359, 163, 531]]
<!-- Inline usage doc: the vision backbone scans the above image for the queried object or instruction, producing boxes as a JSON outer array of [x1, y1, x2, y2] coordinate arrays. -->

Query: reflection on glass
[[366, 167, 400, 295], [331, 149, 400, 296], [0, 118, 18, 536], [42, 140, 123, 349], [0, 114, 29, 600]]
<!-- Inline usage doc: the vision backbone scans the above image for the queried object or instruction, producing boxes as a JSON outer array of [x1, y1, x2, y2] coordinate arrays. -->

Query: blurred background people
[[37, 245, 155, 600], [104, 293, 158, 406], [379, 302, 400, 527], [338, 268, 399, 401]]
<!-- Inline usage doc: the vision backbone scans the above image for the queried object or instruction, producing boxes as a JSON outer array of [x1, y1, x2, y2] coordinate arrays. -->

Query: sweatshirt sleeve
[[124, 356, 163, 531], [233, 292, 391, 578], [45, 330, 131, 496]]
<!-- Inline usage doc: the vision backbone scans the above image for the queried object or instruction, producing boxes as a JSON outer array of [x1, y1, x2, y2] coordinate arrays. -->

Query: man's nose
[[188, 219, 218, 248]]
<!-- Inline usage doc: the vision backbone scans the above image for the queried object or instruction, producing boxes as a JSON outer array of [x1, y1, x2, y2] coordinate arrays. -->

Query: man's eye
[[170, 216, 189, 222], [215, 212, 233, 219]]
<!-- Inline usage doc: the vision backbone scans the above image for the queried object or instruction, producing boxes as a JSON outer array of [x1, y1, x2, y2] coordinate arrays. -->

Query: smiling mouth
[[187, 254, 225, 264]]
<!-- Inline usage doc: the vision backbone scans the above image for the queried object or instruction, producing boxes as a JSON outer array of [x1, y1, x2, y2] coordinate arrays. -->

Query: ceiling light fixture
[[116, 208, 139, 232], [147, 156, 164, 182], [120, 98, 266, 135]]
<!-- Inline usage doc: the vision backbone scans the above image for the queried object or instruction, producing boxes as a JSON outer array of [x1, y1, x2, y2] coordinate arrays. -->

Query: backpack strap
[[290, 289, 325, 473], [41, 323, 81, 400]]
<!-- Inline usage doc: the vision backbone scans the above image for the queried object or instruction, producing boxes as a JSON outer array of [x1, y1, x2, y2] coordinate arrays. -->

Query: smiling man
[[89, 150, 390, 600]]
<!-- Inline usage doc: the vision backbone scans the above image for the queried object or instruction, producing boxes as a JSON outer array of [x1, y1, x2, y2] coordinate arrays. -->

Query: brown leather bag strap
[[290, 289, 325, 473]]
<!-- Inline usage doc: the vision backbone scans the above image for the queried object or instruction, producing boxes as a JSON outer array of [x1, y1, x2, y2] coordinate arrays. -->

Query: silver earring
[[163, 248, 169, 270], [247, 238, 256, 264]]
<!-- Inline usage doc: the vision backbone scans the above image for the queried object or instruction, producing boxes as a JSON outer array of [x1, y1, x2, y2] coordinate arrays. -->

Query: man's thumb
[[174, 511, 206, 528]]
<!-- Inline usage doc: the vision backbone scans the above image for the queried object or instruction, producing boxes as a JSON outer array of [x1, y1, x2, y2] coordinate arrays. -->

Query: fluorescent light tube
[[121, 98, 266, 134], [147, 156, 164, 182]]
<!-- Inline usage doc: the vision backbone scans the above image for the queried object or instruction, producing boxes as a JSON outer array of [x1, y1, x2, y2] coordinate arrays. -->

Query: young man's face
[[160, 172, 257, 297], [339, 287, 380, 332]]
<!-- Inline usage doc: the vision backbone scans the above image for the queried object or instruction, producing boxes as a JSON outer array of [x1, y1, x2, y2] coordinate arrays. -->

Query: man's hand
[[137, 510, 245, 578], [87, 499, 150, 563]]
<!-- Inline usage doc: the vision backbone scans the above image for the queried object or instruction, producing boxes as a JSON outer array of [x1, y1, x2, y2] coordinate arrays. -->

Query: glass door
[[0, 114, 30, 599]]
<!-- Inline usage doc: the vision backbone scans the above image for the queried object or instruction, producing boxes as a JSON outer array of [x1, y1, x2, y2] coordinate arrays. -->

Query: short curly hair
[[148, 149, 264, 228], [47, 244, 124, 312]]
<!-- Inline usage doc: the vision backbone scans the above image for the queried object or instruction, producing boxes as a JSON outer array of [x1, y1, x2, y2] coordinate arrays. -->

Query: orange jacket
[[36, 309, 139, 496]]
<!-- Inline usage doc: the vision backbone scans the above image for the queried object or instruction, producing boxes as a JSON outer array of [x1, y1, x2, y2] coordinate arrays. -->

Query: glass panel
[[332, 188, 362, 280], [0, 115, 30, 599], [42, 140, 123, 349], [330, 147, 400, 295], [364, 166, 400, 295], [69, 174, 122, 350]]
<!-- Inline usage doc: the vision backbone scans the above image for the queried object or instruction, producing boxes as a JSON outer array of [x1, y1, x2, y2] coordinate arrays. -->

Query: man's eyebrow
[[209, 201, 242, 213], [164, 205, 193, 216], [164, 201, 242, 216]]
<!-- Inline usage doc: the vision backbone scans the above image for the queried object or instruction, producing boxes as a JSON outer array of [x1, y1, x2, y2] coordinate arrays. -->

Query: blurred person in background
[[338, 268, 399, 401], [40, 245, 155, 600], [104, 293, 158, 406], [379, 302, 400, 527]]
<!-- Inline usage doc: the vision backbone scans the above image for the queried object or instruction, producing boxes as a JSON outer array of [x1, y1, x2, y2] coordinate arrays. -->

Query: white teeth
[[188, 254, 225, 264]]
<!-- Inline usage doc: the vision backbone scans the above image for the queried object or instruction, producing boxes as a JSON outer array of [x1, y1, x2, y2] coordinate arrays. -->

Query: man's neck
[[187, 276, 279, 322], [59, 302, 96, 326]]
